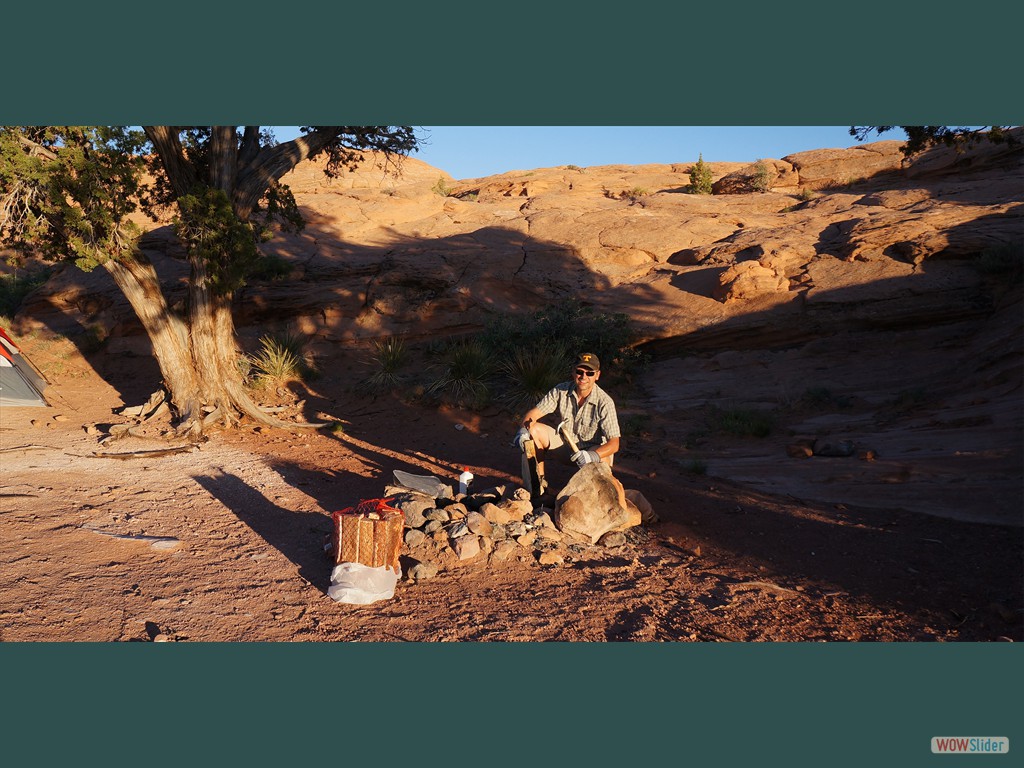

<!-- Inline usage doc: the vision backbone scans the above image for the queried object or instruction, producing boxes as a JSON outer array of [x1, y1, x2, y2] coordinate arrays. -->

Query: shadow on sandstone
[[191, 469, 335, 594]]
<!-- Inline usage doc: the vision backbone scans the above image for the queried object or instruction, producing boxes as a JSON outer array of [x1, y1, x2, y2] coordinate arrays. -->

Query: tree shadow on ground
[[191, 469, 335, 594]]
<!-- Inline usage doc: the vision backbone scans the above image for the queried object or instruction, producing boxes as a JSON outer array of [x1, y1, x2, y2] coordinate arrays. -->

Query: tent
[[0, 327, 49, 407]]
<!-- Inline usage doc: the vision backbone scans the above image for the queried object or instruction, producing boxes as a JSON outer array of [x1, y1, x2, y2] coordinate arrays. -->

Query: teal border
[[3, 7, 1020, 767], [6, 6, 1021, 124], [4, 643, 1021, 766]]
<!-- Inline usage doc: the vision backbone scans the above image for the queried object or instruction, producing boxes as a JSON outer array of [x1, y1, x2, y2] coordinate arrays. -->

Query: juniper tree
[[0, 126, 418, 438]]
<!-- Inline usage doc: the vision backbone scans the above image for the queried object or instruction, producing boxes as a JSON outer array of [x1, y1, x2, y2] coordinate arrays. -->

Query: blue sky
[[274, 126, 882, 180]]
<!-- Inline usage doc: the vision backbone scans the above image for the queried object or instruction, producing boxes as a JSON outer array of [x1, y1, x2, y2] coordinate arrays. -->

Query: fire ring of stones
[[376, 463, 658, 582]]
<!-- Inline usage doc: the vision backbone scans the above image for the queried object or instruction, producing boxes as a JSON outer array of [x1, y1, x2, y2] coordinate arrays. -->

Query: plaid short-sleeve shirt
[[533, 382, 620, 449]]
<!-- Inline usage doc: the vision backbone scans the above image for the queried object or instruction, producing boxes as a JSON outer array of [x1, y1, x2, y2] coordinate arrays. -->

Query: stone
[[445, 503, 468, 521], [424, 508, 451, 522], [536, 527, 563, 542], [465, 511, 493, 536], [464, 486, 505, 510], [787, 438, 816, 459], [517, 530, 538, 548], [538, 550, 565, 566], [407, 560, 439, 582], [446, 521, 470, 539], [498, 499, 533, 522], [553, 463, 641, 544], [490, 540, 518, 562], [713, 261, 788, 303], [480, 502, 512, 525], [813, 439, 856, 457], [391, 494, 434, 529], [598, 531, 627, 548], [405, 529, 427, 548], [452, 535, 481, 561], [424, 520, 443, 534], [532, 512, 556, 529]]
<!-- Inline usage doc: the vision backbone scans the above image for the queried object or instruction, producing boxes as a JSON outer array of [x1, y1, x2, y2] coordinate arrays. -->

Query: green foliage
[[361, 336, 409, 393], [0, 127, 149, 270], [479, 299, 642, 377], [798, 187, 817, 201], [621, 187, 649, 203], [689, 153, 714, 195], [975, 242, 1023, 284], [247, 254, 292, 282], [247, 332, 312, 388], [800, 386, 852, 410], [850, 126, 1018, 157], [891, 387, 928, 410], [0, 267, 51, 317], [751, 160, 774, 193], [682, 458, 708, 475], [175, 187, 261, 295], [497, 343, 571, 412], [425, 338, 494, 407], [431, 177, 454, 197], [708, 406, 775, 438], [619, 413, 652, 438]]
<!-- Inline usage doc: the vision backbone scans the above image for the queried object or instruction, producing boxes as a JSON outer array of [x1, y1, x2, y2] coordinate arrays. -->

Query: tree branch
[[143, 127, 196, 197]]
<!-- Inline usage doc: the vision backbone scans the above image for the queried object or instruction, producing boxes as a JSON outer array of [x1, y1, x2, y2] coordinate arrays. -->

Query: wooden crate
[[331, 499, 404, 569]]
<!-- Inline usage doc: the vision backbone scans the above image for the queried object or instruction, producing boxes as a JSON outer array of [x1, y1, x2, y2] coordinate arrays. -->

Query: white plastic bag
[[327, 561, 401, 605]]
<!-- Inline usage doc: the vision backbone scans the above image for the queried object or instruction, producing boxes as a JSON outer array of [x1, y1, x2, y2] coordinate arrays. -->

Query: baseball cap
[[574, 352, 600, 371]]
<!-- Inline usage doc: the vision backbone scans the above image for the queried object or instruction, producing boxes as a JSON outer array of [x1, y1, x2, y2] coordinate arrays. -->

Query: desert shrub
[[619, 413, 652, 437], [497, 342, 571, 413], [709, 405, 775, 438], [0, 267, 52, 318], [431, 177, 454, 197], [975, 242, 1023, 284], [425, 338, 494, 407], [798, 187, 817, 201], [622, 187, 649, 203], [247, 332, 312, 388], [689, 154, 713, 195], [682, 458, 708, 475], [751, 160, 774, 193], [248, 254, 292, 282], [75, 324, 107, 354], [361, 336, 408, 393], [479, 299, 644, 381], [800, 386, 852, 410]]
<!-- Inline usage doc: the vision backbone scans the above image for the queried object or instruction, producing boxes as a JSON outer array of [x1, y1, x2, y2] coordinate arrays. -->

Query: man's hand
[[570, 450, 601, 467], [513, 427, 531, 450]]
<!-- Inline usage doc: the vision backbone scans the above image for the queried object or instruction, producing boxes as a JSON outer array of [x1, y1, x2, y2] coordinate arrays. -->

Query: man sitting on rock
[[513, 352, 621, 495]]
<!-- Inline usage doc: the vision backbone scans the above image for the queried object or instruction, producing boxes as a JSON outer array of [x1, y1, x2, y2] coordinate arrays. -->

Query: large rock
[[711, 159, 796, 194], [553, 463, 641, 544], [782, 141, 905, 190], [713, 261, 789, 303]]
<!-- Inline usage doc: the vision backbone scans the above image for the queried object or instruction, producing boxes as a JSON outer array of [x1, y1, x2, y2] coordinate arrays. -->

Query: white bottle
[[458, 468, 474, 496]]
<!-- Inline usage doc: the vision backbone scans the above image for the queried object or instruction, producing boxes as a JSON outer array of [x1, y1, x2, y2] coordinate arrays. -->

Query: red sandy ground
[[1, 341, 1020, 643]]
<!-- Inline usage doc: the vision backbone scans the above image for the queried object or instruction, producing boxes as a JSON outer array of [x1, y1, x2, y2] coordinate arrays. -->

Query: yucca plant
[[247, 332, 311, 388], [498, 343, 570, 412], [362, 336, 408, 393], [425, 339, 494, 407]]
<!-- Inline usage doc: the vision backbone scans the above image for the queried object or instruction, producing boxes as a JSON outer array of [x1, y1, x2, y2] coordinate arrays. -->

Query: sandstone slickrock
[[553, 463, 642, 544]]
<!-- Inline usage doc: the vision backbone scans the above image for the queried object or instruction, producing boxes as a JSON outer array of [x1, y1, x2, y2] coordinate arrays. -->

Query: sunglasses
[[574, 368, 597, 378]]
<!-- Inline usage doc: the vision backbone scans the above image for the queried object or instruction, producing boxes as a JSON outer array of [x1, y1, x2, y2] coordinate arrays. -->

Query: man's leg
[[521, 423, 563, 496]]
